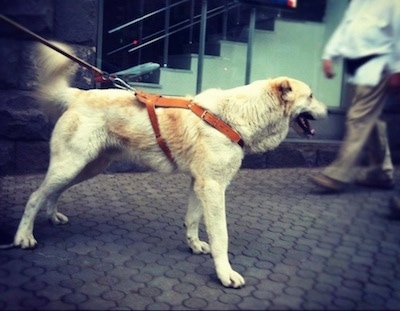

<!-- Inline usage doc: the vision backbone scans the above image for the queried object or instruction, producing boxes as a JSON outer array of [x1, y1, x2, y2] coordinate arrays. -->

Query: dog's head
[[272, 77, 328, 138]]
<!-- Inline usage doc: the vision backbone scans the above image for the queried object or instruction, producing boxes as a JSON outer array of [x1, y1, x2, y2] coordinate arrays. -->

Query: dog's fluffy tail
[[35, 41, 78, 118]]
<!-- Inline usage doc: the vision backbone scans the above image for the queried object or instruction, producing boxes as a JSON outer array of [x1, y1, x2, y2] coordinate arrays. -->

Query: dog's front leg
[[194, 178, 245, 288], [185, 179, 210, 254]]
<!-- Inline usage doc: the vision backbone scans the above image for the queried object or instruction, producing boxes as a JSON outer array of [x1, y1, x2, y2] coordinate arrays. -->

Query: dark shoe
[[309, 174, 347, 192], [355, 175, 394, 190], [389, 196, 400, 219]]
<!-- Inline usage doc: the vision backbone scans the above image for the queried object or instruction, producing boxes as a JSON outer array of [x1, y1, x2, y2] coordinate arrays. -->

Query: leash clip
[[110, 76, 136, 91]]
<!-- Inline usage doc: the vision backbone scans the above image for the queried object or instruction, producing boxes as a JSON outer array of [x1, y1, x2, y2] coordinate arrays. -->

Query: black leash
[[0, 243, 15, 250], [0, 14, 135, 90]]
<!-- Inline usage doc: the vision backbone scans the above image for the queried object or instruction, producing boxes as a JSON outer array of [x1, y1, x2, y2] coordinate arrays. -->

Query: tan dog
[[14, 42, 327, 288]]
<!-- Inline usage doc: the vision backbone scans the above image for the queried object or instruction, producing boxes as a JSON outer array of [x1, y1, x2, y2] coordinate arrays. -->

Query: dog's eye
[[309, 93, 313, 99]]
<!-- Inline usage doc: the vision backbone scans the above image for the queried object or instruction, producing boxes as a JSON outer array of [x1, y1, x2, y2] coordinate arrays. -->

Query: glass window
[[98, 0, 346, 108]]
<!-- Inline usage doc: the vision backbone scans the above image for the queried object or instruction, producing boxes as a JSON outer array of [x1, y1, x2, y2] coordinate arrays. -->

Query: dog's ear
[[278, 79, 293, 100], [278, 79, 291, 94], [274, 79, 294, 116]]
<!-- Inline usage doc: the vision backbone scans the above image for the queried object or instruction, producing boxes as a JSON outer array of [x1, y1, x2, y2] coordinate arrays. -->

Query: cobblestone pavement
[[1, 167, 400, 310]]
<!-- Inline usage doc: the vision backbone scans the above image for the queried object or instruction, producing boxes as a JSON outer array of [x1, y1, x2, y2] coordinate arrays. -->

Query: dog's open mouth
[[296, 112, 315, 137]]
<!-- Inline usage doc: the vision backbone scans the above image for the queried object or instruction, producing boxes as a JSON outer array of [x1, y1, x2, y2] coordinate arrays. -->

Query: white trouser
[[323, 77, 394, 183]]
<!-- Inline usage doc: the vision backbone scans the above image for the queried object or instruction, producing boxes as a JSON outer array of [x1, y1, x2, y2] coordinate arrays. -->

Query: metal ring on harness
[[109, 76, 136, 91]]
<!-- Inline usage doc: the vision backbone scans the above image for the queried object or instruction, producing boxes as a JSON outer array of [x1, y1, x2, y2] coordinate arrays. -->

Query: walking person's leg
[[355, 118, 395, 189], [310, 77, 389, 190]]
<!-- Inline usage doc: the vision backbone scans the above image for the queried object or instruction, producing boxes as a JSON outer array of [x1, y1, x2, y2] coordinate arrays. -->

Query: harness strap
[[145, 101, 174, 162], [187, 102, 244, 148], [135, 90, 244, 162]]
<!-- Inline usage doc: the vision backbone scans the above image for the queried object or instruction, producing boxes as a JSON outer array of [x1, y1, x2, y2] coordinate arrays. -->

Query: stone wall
[[0, 0, 97, 175]]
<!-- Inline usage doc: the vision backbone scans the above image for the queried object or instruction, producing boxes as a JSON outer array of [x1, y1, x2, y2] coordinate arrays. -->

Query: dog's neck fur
[[228, 102, 289, 154], [194, 81, 290, 154]]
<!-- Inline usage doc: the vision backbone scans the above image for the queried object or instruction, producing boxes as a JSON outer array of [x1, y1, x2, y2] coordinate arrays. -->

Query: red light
[[287, 0, 297, 8]]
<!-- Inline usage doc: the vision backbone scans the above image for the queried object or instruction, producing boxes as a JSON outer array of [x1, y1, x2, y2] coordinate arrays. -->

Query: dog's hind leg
[[46, 155, 111, 225], [14, 155, 110, 249], [15, 173, 70, 248], [185, 178, 210, 254]]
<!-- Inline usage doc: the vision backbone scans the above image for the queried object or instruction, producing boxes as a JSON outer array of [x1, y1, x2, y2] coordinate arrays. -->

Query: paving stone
[[0, 167, 400, 310]]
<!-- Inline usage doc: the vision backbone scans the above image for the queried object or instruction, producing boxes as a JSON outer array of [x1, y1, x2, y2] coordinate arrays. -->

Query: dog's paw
[[189, 240, 210, 254], [14, 231, 37, 249], [49, 212, 69, 225], [218, 269, 245, 288]]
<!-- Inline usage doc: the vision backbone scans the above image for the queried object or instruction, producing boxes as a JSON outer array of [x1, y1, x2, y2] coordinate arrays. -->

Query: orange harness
[[135, 90, 244, 162]]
